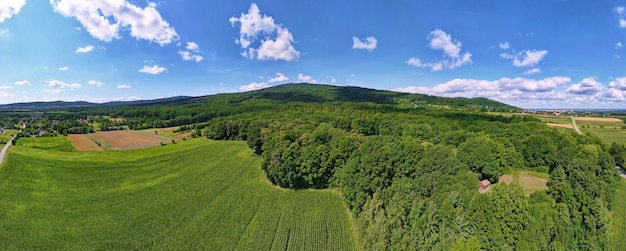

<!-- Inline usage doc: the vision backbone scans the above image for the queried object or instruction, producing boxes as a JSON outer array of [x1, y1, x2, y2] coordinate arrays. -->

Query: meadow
[[16, 136, 76, 152], [0, 139, 357, 250]]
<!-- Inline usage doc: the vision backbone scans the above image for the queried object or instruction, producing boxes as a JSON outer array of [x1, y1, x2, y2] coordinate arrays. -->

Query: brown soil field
[[90, 131, 172, 150], [573, 117, 623, 122], [546, 123, 574, 129], [499, 171, 548, 196], [68, 134, 103, 151]]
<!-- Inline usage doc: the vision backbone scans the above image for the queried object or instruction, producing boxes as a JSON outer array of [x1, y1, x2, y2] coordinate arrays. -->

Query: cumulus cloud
[[406, 29, 472, 71], [239, 82, 269, 91], [0, 0, 25, 23], [178, 41, 203, 62], [75, 45, 94, 53], [297, 73, 317, 83], [49, 80, 81, 89], [0, 85, 12, 90], [499, 42, 510, 50], [50, 0, 178, 45], [617, 42, 623, 49], [229, 3, 300, 61], [352, 36, 377, 51], [610, 77, 626, 90], [269, 72, 289, 83], [501, 50, 548, 67], [139, 65, 166, 74], [13, 80, 29, 86], [566, 78, 604, 95], [87, 80, 104, 87], [117, 84, 131, 89], [59, 66, 69, 71], [617, 6, 626, 28], [523, 68, 541, 75]]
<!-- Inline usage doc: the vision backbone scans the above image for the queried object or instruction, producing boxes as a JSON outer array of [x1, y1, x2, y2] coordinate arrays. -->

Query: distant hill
[[0, 83, 519, 112]]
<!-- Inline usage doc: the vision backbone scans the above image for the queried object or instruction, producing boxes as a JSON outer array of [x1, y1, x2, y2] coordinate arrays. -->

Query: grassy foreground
[[0, 139, 357, 250]]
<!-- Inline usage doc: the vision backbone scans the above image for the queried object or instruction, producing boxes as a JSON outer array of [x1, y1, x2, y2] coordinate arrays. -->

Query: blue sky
[[1, 0, 626, 109]]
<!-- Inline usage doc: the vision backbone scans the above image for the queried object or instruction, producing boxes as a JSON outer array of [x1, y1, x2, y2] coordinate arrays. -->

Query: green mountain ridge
[[0, 83, 519, 112]]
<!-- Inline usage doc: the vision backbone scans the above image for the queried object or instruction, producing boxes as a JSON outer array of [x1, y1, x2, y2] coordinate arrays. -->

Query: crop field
[[0, 139, 357, 250], [83, 130, 173, 150], [608, 179, 626, 250], [68, 134, 103, 151], [145, 126, 192, 140], [498, 171, 548, 196], [16, 136, 76, 152]]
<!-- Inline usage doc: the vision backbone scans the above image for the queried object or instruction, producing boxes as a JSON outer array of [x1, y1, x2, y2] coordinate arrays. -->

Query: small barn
[[478, 179, 491, 194]]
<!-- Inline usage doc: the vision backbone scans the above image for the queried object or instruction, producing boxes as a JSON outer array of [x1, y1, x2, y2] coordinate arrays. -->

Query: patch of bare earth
[[574, 117, 623, 122], [546, 123, 574, 129], [91, 131, 171, 150], [68, 134, 103, 151]]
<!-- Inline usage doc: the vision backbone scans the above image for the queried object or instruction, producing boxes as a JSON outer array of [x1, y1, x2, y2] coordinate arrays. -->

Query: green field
[[609, 179, 626, 251], [0, 139, 357, 250], [16, 136, 76, 152], [0, 129, 18, 145]]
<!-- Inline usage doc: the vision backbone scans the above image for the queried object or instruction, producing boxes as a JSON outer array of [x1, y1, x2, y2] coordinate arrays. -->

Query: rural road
[[571, 116, 582, 135], [618, 167, 626, 179], [0, 136, 15, 165]]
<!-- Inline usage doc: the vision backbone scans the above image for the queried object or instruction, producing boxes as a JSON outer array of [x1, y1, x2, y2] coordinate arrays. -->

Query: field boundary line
[[0, 135, 16, 165], [571, 116, 582, 135]]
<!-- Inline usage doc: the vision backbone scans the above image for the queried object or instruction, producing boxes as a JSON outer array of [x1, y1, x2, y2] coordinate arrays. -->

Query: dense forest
[[0, 83, 622, 250]]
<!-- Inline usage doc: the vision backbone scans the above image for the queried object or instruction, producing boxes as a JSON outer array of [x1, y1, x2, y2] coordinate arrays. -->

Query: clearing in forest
[[498, 171, 548, 196], [0, 139, 357, 250], [68, 134, 103, 151], [87, 130, 172, 150]]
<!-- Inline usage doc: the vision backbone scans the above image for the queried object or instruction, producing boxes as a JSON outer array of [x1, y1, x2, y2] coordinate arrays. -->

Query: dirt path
[[571, 116, 582, 135], [0, 136, 15, 165]]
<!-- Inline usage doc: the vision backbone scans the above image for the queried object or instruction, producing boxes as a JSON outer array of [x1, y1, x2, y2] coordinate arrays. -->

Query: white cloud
[[617, 6, 626, 15], [13, 80, 29, 86], [352, 36, 377, 51], [229, 3, 300, 61], [566, 78, 604, 95], [297, 73, 317, 83], [117, 84, 131, 89], [499, 42, 510, 50], [617, 42, 623, 49], [616, 7, 626, 28], [406, 29, 472, 71], [75, 45, 94, 53], [50, 0, 178, 45], [0, 0, 25, 23], [178, 41, 203, 62], [269, 72, 289, 83], [49, 80, 81, 89], [87, 80, 104, 87], [327, 76, 337, 84], [610, 77, 626, 90], [501, 50, 548, 67], [0, 85, 12, 90], [44, 89, 64, 94], [139, 65, 166, 74], [185, 42, 199, 51], [59, 66, 69, 71], [239, 82, 269, 91], [523, 68, 541, 75]]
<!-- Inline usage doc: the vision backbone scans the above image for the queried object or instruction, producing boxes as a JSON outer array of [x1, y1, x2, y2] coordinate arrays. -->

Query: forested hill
[[0, 83, 518, 112]]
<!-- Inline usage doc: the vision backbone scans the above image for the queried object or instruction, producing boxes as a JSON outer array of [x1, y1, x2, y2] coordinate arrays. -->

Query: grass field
[[608, 179, 626, 251], [0, 129, 18, 145], [16, 136, 76, 152], [0, 139, 357, 250], [498, 171, 548, 196]]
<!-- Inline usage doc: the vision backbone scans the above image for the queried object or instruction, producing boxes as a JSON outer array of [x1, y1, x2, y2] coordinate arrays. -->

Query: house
[[478, 179, 491, 194], [37, 127, 46, 137]]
